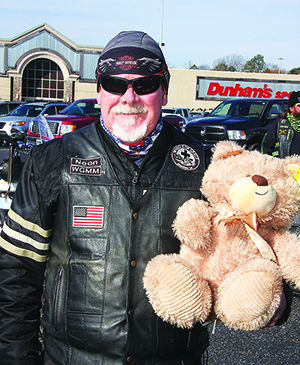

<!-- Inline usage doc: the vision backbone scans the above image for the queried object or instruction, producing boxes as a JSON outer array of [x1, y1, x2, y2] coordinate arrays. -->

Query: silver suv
[[0, 102, 68, 142]]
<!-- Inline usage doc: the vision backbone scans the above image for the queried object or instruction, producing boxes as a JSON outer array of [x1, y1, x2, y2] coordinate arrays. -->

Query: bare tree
[[183, 61, 210, 70], [212, 54, 245, 72]]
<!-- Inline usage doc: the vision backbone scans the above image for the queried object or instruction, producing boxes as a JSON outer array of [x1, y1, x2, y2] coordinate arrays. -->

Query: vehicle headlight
[[59, 124, 76, 135], [227, 130, 246, 140], [9, 121, 26, 127]]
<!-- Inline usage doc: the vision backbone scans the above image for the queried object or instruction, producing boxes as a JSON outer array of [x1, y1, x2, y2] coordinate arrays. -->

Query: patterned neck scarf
[[287, 113, 300, 132], [100, 116, 163, 156]]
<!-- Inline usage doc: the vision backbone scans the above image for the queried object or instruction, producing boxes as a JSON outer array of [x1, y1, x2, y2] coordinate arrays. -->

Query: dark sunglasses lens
[[101, 77, 128, 95], [133, 77, 161, 95], [101, 76, 161, 95]]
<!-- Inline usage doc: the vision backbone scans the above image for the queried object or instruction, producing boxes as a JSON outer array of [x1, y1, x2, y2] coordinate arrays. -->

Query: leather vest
[[41, 123, 208, 364], [276, 117, 294, 158]]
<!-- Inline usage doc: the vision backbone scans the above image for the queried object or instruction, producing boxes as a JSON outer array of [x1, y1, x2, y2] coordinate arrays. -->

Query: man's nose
[[121, 85, 139, 104]]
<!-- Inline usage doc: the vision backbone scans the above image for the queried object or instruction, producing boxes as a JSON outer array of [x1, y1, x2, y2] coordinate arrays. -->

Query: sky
[[0, 0, 299, 72]]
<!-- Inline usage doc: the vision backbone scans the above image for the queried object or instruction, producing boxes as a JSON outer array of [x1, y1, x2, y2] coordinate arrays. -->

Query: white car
[[162, 107, 192, 121]]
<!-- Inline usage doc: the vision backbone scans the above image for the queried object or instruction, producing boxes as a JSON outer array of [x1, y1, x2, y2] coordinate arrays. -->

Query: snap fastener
[[131, 260, 137, 267]]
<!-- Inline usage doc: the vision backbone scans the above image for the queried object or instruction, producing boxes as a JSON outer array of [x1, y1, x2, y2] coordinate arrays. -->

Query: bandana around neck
[[288, 113, 300, 132], [100, 116, 164, 156]]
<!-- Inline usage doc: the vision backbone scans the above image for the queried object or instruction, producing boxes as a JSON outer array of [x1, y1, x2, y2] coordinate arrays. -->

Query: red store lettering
[[207, 82, 273, 98]]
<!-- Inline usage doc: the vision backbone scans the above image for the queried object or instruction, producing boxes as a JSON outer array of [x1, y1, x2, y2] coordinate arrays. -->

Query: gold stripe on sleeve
[[0, 236, 48, 262], [2, 224, 50, 251], [8, 209, 52, 237]]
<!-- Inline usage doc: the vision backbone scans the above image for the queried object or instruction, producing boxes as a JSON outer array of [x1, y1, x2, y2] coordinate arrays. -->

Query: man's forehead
[[111, 74, 146, 79]]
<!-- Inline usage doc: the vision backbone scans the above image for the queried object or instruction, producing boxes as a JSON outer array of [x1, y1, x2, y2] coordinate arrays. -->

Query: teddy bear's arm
[[172, 198, 213, 250], [266, 229, 300, 288]]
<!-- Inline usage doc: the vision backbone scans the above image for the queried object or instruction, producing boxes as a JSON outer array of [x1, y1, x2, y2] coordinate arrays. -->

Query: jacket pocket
[[66, 249, 107, 351]]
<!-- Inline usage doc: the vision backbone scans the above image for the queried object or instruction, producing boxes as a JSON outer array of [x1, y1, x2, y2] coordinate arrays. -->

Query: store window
[[22, 58, 64, 101]]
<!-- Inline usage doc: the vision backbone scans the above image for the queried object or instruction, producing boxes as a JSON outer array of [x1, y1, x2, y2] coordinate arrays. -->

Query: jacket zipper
[[54, 267, 63, 331]]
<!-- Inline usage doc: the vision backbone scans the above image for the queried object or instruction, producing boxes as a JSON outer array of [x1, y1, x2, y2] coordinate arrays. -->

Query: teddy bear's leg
[[215, 258, 283, 331], [143, 254, 212, 328]]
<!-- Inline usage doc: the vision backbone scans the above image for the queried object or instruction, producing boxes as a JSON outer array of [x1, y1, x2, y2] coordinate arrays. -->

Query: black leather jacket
[[0, 121, 209, 365], [261, 115, 300, 158]]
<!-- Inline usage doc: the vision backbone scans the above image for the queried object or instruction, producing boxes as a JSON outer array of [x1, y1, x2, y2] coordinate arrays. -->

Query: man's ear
[[96, 89, 101, 106], [162, 92, 168, 106]]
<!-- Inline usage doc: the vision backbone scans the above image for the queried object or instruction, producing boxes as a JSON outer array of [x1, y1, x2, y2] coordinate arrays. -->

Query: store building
[[0, 23, 103, 103], [1, 24, 299, 110]]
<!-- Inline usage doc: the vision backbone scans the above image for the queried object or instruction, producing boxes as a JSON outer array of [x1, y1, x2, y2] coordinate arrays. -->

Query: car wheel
[[247, 142, 261, 152]]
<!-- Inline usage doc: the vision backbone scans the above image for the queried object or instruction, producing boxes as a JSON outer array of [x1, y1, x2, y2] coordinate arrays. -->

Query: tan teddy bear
[[143, 141, 300, 331]]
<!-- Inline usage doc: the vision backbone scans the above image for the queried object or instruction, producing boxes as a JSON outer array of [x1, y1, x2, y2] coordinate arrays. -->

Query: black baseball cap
[[289, 91, 300, 107], [95, 31, 170, 93]]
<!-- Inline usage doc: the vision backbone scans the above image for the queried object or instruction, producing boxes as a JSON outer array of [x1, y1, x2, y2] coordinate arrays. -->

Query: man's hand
[[262, 292, 287, 329]]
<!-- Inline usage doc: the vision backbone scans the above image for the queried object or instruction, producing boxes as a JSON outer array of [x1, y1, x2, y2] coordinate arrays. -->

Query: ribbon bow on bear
[[216, 201, 277, 262]]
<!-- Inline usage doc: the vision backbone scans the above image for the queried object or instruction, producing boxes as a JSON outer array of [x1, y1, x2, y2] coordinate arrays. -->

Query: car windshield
[[210, 100, 266, 118], [162, 108, 175, 114], [10, 104, 44, 117], [60, 100, 101, 117]]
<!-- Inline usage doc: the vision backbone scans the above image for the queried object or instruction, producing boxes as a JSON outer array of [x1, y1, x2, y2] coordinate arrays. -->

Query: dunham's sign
[[196, 77, 300, 101]]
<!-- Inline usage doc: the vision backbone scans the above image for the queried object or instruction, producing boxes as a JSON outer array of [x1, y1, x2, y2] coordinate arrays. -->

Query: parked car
[[190, 110, 205, 119], [0, 101, 25, 117], [0, 102, 68, 142], [183, 98, 288, 163], [162, 107, 192, 121], [27, 98, 100, 145], [163, 114, 187, 130]]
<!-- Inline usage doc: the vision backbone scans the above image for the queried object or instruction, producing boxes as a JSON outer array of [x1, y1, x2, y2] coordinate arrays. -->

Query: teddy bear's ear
[[285, 156, 300, 174], [286, 158, 300, 186], [286, 163, 300, 175], [211, 141, 245, 162]]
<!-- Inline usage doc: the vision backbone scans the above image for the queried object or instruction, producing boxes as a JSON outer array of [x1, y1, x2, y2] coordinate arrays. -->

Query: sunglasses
[[100, 75, 162, 96]]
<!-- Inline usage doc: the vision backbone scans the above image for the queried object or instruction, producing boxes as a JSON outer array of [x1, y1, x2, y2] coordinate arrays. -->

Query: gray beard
[[112, 121, 148, 143]]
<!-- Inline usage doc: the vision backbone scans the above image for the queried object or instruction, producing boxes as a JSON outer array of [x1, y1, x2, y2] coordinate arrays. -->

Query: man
[[262, 91, 300, 157], [262, 90, 300, 240], [0, 31, 291, 365]]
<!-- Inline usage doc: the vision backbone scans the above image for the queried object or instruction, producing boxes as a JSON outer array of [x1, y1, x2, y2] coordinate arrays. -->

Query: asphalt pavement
[[207, 295, 300, 365]]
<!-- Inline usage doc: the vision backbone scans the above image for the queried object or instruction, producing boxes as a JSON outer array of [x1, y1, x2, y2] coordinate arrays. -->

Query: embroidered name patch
[[73, 206, 104, 228], [70, 157, 103, 176], [171, 144, 200, 171]]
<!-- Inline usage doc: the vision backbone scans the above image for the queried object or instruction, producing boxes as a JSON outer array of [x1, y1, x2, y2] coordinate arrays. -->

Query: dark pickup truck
[[182, 98, 288, 162]]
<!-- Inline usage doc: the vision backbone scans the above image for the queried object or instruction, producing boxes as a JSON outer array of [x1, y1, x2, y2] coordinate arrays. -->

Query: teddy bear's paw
[[172, 199, 212, 250], [143, 254, 212, 328], [215, 258, 283, 331]]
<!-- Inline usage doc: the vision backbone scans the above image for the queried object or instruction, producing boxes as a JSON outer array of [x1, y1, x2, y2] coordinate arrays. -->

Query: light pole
[[278, 57, 283, 74], [160, 0, 165, 47]]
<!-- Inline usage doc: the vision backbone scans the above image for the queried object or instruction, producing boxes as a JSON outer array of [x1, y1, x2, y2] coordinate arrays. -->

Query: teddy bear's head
[[201, 141, 300, 228]]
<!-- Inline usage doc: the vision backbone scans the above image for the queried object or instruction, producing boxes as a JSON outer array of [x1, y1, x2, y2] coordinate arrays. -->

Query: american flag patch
[[73, 206, 104, 228]]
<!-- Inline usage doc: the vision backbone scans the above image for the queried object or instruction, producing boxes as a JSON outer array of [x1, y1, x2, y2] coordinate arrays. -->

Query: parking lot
[[207, 295, 300, 365]]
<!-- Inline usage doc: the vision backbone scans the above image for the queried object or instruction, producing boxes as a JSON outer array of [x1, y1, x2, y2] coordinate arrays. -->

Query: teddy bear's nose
[[252, 174, 268, 186]]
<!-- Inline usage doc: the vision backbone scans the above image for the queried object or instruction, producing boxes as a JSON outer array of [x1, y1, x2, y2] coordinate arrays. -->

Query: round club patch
[[171, 144, 200, 171]]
